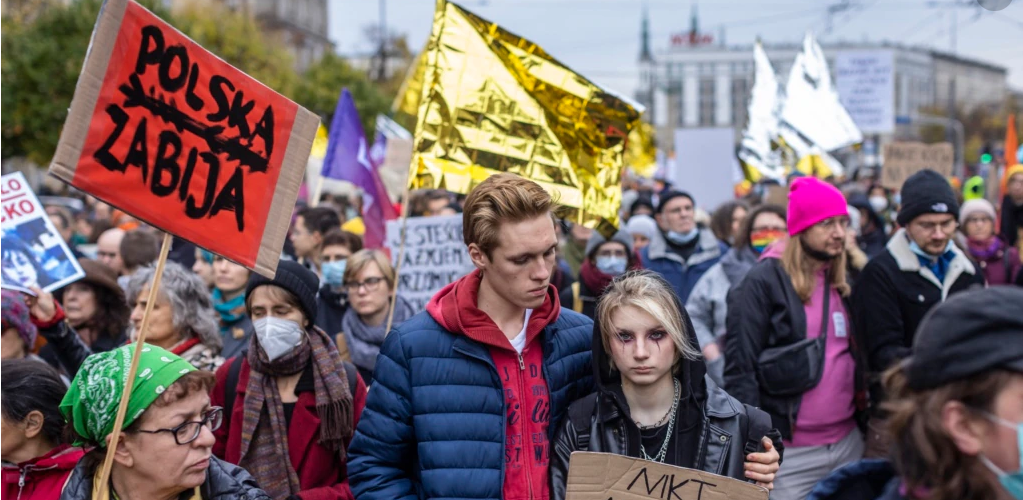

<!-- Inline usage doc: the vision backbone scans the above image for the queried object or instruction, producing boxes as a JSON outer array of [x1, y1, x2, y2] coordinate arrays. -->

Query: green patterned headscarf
[[60, 344, 196, 446]]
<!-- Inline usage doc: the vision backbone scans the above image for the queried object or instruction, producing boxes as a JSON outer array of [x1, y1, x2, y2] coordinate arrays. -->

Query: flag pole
[[311, 176, 326, 208], [95, 232, 173, 498], [385, 174, 414, 336]]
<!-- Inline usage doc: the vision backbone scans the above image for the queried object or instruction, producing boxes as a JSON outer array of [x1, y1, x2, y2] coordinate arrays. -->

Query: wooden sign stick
[[95, 232, 173, 498], [384, 179, 414, 336], [311, 176, 326, 208]]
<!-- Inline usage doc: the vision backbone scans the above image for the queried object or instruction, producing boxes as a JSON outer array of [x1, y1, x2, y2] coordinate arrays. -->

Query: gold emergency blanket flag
[[406, 0, 641, 235], [625, 122, 657, 179]]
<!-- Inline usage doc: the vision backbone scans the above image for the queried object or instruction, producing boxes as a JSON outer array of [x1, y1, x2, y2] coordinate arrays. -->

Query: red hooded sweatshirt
[[427, 269, 560, 500], [1, 444, 85, 500]]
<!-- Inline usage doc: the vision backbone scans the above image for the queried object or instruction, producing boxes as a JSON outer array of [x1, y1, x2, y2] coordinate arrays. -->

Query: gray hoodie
[[685, 246, 759, 349]]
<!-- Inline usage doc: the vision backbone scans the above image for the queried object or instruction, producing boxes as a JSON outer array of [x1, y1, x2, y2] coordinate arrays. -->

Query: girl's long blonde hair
[[596, 270, 701, 371], [780, 235, 850, 303]]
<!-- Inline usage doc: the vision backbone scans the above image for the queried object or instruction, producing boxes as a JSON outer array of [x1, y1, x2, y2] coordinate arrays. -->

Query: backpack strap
[[742, 403, 772, 458], [571, 282, 583, 313], [567, 393, 598, 451], [335, 331, 352, 362], [224, 352, 245, 414]]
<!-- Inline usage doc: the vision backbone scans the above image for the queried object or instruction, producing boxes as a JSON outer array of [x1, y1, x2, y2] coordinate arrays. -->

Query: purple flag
[[321, 88, 395, 248]]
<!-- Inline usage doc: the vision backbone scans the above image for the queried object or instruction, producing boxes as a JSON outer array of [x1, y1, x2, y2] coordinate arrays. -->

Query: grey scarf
[[341, 295, 416, 372]]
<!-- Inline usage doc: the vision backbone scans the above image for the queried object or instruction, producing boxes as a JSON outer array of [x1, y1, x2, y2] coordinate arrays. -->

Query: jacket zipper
[[17, 464, 56, 500], [517, 351, 533, 499], [18, 466, 28, 500]]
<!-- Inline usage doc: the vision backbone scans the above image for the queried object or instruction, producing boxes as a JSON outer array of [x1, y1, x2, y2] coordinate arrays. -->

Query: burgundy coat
[[211, 356, 367, 500], [972, 244, 1022, 286]]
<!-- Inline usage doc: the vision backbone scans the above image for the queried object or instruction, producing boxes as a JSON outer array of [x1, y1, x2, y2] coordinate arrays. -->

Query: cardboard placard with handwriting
[[566, 452, 768, 500], [48, 0, 318, 278], [880, 142, 954, 190]]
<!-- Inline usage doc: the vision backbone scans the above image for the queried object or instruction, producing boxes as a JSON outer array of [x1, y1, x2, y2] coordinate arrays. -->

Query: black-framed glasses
[[137, 407, 223, 445], [344, 276, 386, 292]]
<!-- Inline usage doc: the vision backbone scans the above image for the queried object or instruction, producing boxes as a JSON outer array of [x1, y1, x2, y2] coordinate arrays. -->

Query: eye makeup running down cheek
[[614, 330, 669, 349]]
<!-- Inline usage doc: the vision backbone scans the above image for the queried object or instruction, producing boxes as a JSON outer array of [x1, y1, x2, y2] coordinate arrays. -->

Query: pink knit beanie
[[786, 177, 849, 236]]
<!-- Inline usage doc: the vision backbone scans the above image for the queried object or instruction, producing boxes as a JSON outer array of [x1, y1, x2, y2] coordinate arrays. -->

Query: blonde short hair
[[462, 174, 555, 257], [596, 270, 701, 371], [342, 249, 396, 290]]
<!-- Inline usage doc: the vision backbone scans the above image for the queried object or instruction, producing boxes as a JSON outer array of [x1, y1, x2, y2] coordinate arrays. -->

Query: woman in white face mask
[[210, 260, 367, 500]]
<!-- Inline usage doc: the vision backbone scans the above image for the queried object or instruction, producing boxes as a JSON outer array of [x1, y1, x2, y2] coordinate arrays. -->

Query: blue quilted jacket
[[641, 228, 726, 304], [348, 309, 595, 500]]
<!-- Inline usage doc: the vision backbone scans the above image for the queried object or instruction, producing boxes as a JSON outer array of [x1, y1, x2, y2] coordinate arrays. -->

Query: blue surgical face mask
[[665, 227, 699, 246], [908, 238, 954, 259], [321, 259, 347, 288], [978, 412, 1023, 500], [595, 255, 627, 275]]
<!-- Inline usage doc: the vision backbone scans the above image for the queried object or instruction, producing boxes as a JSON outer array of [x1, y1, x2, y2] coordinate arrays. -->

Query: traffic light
[[980, 142, 993, 164]]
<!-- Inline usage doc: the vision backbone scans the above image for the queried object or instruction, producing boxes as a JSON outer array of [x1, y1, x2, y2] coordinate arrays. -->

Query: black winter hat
[[245, 260, 320, 321], [905, 286, 1023, 391], [656, 191, 695, 214], [896, 169, 959, 226]]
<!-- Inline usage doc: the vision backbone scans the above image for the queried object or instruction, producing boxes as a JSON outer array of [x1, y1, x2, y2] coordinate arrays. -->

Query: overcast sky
[[327, 0, 1023, 97]]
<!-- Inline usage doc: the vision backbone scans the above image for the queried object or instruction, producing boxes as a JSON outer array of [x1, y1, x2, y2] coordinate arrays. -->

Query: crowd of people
[[0, 164, 1021, 500]]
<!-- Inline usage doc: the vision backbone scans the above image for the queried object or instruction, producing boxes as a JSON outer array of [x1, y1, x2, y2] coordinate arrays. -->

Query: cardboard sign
[[674, 128, 739, 212], [2, 172, 86, 294], [385, 214, 475, 312], [48, 0, 317, 278], [567, 452, 768, 500], [763, 184, 788, 210], [881, 142, 954, 190]]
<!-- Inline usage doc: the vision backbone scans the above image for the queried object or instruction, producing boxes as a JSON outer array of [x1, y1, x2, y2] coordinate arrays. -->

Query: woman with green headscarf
[[59, 344, 270, 500]]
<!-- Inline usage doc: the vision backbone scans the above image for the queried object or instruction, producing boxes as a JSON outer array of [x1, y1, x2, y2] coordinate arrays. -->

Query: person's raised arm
[[26, 286, 92, 378]]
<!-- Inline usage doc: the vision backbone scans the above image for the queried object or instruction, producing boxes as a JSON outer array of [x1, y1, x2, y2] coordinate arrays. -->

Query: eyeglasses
[[137, 407, 223, 445], [344, 276, 386, 292], [964, 216, 992, 226], [751, 225, 787, 233], [813, 217, 850, 231]]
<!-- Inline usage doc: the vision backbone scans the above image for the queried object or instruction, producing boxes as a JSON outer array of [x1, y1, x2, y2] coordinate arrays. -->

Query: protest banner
[[835, 51, 895, 135], [881, 142, 954, 190], [45, 0, 317, 495], [48, 0, 317, 279], [566, 452, 768, 500], [2, 172, 86, 294], [385, 214, 475, 313], [674, 128, 739, 212]]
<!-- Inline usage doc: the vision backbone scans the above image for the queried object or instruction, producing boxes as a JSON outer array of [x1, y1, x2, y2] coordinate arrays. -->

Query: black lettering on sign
[[90, 23, 280, 233], [625, 468, 719, 500], [627, 468, 669, 497]]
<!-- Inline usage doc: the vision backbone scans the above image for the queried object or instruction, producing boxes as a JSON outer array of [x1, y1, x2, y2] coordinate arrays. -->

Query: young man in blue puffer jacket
[[347, 174, 595, 500]]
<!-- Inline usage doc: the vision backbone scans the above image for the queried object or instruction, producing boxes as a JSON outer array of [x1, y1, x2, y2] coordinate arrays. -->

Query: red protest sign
[[49, 0, 317, 278]]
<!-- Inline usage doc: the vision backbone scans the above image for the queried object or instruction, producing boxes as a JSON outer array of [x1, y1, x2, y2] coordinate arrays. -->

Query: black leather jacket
[[60, 454, 270, 500], [37, 321, 93, 379], [550, 307, 781, 500]]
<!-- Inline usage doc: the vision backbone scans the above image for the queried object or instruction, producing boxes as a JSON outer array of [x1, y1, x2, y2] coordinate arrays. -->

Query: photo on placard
[[2, 218, 80, 292], [2, 171, 86, 294]]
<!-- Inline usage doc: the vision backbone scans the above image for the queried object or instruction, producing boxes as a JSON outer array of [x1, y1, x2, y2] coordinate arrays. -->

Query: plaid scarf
[[238, 326, 353, 498]]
